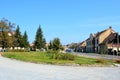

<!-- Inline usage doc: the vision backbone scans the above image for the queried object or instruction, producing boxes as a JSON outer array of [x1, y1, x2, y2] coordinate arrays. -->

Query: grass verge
[[1, 52, 115, 66]]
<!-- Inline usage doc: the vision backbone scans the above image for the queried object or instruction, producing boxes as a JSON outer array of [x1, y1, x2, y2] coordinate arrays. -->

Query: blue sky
[[0, 0, 120, 44]]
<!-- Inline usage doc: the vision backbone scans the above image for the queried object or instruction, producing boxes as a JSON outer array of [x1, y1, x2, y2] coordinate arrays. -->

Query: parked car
[[65, 49, 73, 53]]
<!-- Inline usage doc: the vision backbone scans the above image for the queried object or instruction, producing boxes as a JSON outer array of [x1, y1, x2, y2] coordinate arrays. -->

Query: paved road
[[76, 52, 120, 60], [0, 55, 120, 80]]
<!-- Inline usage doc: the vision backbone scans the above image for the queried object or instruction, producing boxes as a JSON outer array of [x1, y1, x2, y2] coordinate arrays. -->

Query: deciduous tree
[[0, 18, 14, 48], [51, 38, 62, 51]]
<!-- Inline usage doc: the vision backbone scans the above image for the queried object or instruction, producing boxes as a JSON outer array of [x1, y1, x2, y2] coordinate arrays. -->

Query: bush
[[115, 59, 120, 63], [8, 49, 27, 52], [96, 58, 105, 64], [50, 53, 76, 61], [46, 50, 58, 54]]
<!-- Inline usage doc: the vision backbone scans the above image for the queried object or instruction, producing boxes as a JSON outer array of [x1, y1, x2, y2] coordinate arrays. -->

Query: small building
[[75, 41, 86, 52]]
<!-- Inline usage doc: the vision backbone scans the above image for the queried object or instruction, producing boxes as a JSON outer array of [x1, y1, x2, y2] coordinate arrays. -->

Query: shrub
[[46, 50, 58, 54], [96, 58, 105, 64], [8, 49, 26, 52], [50, 53, 76, 61], [115, 59, 120, 63]]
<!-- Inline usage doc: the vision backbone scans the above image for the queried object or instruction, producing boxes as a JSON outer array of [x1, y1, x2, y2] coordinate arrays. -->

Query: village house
[[75, 41, 86, 52], [84, 27, 120, 54]]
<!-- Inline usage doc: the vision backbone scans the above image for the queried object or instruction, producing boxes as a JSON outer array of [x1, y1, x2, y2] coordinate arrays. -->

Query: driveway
[[0, 55, 120, 80]]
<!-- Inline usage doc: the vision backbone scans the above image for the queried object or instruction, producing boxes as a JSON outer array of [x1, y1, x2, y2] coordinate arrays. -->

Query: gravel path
[[0, 55, 120, 80]]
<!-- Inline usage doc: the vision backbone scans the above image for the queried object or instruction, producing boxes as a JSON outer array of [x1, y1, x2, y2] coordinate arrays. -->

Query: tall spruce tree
[[34, 25, 46, 49], [14, 25, 22, 47], [48, 40, 53, 49], [42, 38, 46, 48], [22, 31, 29, 48]]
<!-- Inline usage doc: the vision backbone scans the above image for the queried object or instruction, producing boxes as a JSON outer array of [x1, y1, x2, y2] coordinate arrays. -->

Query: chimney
[[109, 26, 112, 29]]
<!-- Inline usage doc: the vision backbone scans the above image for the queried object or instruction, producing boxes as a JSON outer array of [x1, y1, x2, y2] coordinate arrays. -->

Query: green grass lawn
[[1, 52, 116, 66]]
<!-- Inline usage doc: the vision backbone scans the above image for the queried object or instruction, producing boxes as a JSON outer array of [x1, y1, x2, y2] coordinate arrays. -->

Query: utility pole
[[117, 32, 119, 56], [1, 28, 5, 51], [112, 40, 114, 56]]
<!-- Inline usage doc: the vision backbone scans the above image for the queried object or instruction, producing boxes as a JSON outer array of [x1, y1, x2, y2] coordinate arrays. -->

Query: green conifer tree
[[14, 25, 22, 48], [34, 25, 46, 49], [22, 31, 29, 48]]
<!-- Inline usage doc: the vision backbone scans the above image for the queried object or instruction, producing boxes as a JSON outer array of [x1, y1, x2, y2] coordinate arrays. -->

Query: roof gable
[[95, 27, 115, 38]]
